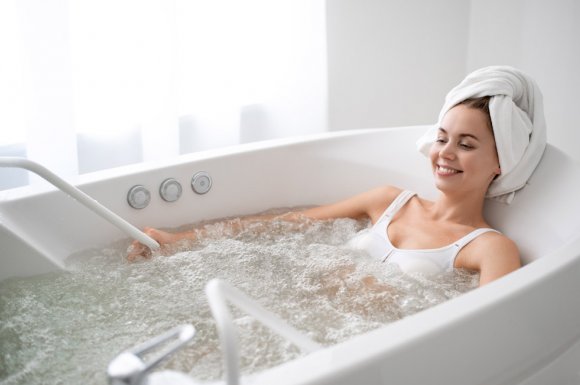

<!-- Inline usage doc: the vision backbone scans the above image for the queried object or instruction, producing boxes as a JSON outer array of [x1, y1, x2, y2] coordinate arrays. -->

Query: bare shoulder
[[365, 185, 403, 221], [484, 231, 518, 250], [463, 231, 521, 285], [366, 185, 402, 203]]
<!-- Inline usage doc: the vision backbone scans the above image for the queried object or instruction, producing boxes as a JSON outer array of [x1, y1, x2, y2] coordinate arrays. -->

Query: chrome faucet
[[107, 324, 195, 385]]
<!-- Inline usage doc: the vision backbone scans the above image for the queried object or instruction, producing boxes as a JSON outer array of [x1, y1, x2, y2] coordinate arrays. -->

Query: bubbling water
[[0, 217, 478, 384]]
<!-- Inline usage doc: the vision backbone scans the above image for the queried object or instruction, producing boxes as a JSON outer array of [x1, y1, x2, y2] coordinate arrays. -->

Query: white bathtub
[[2, 125, 580, 385]]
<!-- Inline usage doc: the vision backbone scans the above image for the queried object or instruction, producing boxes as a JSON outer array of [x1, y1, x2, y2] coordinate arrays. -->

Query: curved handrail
[[0, 157, 159, 250], [205, 278, 321, 385]]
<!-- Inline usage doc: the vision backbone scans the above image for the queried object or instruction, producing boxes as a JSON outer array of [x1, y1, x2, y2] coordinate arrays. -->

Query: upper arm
[[298, 185, 401, 222], [467, 234, 521, 286]]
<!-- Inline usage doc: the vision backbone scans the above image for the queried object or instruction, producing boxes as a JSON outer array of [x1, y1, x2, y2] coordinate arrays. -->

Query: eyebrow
[[438, 127, 480, 141]]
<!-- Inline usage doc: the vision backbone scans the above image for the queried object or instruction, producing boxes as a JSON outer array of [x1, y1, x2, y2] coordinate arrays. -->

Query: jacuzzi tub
[[1, 125, 580, 385]]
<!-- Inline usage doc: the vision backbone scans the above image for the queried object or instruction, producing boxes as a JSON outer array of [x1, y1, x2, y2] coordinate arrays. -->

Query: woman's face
[[429, 104, 500, 196]]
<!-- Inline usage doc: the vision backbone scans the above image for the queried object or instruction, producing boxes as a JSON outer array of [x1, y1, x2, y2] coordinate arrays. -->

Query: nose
[[439, 142, 456, 160]]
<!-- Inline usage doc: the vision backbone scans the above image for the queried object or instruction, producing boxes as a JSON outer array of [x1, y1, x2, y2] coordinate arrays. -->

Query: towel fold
[[416, 66, 547, 204]]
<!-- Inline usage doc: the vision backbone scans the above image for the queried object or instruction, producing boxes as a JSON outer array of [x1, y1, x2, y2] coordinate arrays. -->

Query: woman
[[128, 66, 546, 287]]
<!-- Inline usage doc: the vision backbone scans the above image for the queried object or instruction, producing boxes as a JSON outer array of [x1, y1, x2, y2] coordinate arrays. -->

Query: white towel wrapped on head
[[416, 66, 547, 204]]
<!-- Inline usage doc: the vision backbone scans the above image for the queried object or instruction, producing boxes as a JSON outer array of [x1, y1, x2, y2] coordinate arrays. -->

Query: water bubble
[[0, 216, 477, 384]]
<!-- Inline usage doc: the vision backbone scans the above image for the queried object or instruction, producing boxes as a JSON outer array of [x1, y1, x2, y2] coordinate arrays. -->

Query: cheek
[[466, 153, 498, 174], [483, 145, 500, 168]]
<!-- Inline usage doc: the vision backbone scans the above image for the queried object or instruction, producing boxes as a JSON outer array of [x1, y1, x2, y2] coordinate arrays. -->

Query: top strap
[[453, 228, 500, 250], [376, 190, 417, 223]]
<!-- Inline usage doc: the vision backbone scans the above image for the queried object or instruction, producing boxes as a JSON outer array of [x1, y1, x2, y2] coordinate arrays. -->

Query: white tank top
[[348, 190, 499, 275]]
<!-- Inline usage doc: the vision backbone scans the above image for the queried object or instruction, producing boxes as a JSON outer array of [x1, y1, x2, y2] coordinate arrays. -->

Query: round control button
[[127, 185, 151, 209], [191, 172, 212, 195], [159, 178, 182, 202]]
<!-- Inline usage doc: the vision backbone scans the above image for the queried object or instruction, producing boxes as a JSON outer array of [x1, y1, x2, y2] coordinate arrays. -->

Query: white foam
[[0, 217, 477, 384]]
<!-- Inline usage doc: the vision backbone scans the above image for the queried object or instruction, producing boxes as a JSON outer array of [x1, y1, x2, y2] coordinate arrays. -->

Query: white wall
[[327, 0, 580, 161], [467, 0, 580, 161], [327, 0, 470, 130]]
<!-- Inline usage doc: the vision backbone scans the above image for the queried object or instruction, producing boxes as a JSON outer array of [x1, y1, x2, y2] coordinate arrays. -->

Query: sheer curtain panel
[[0, 0, 327, 190]]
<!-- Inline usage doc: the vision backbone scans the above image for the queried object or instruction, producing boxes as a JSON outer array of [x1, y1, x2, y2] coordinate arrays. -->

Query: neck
[[430, 189, 487, 226]]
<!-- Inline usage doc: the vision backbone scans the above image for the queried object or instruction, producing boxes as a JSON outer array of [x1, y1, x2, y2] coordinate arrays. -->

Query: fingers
[[126, 227, 170, 261], [126, 240, 152, 261]]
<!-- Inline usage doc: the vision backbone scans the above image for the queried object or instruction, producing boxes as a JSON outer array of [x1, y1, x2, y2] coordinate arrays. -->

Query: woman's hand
[[127, 227, 188, 261]]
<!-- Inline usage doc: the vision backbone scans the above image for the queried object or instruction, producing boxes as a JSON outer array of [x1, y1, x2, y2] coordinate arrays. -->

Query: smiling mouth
[[436, 165, 463, 175]]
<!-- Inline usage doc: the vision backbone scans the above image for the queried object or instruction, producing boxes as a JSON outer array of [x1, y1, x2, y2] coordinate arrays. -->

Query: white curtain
[[0, 0, 327, 190]]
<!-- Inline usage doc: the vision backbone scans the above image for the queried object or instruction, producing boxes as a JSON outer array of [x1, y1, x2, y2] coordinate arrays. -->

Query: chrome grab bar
[[107, 324, 195, 385], [0, 157, 159, 250], [205, 279, 322, 385]]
